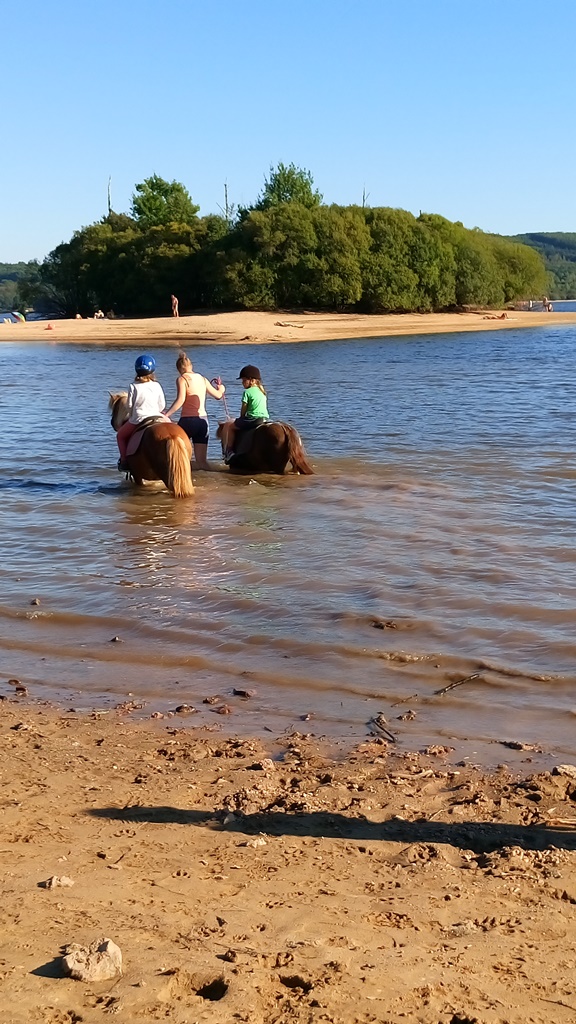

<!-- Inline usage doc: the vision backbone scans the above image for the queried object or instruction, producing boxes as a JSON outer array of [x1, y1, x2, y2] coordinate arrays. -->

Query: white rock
[[62, 938, 122, 982], [42, 876, 75, 889], [241, 836, 268, 848]]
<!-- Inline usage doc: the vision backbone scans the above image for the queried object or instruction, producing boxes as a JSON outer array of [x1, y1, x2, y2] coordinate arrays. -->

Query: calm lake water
[[2, 326, 576, 766]]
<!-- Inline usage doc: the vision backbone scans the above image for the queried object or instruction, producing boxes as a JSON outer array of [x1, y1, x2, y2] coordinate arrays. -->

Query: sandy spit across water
[[2, 699, 576, 1023], [2, 308, 576, 345]]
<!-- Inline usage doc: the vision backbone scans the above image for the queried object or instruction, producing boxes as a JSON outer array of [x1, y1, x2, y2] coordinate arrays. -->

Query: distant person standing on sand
[[171, 294, 179, 318]]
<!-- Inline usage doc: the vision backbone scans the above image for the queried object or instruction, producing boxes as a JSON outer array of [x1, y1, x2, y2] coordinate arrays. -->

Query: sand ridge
[[2, 308, 576, 346]]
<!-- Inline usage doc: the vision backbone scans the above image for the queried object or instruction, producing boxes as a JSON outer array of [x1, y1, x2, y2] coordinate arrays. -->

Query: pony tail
[[257, 381, 267, 395], [166, 435, 194, 497]]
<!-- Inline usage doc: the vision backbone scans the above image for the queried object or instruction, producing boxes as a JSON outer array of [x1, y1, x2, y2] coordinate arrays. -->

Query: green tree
[[509, 232, 576, 298], [254, 162, 323, 210], [453, 233, 504, 307], [0, 262, 33, 311], [223, 203, 368, 309], [360, 208, 421, 311], [28, 212, 204, 317], [131, 175, 200, 229], [188, 214, 231, 307], [305, 206, 368, 307], [223, 205, 315, 308], [491, 238, 548, 303], [15, 260, 63, 315], [20, 168, 548, 317]]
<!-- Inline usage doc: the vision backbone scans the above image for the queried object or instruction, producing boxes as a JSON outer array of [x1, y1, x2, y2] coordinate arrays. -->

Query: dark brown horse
[[109, 393, 194, 498], [216, 420, 314, 475]]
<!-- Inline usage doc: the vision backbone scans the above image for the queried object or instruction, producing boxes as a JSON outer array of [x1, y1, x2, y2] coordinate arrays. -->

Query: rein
[[211, 376, 232, 420]]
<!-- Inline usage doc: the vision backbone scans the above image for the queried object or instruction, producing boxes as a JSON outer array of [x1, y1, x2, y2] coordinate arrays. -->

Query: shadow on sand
[[87, 805, 576, 854]]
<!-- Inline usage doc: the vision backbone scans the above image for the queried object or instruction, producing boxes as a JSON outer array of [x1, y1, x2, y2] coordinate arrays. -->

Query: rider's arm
[[126, 383, 136, 413], [164, 376, 186, 418]]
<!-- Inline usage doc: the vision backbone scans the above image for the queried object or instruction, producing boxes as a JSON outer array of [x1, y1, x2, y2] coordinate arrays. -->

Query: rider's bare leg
[[220, 422, 236, 459]]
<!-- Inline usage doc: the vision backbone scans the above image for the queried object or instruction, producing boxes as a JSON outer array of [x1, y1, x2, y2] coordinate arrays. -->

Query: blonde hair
[[247, 378, 266, 395], [176, 350, 192, 374]]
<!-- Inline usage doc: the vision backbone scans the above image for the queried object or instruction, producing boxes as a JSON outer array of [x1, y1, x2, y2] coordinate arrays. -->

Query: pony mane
[[108, 391, 129, 431], [108, 390, 128, 408]]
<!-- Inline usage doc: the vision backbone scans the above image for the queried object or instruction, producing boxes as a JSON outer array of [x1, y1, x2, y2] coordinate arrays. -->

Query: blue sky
[[3, 0, 575, 262]]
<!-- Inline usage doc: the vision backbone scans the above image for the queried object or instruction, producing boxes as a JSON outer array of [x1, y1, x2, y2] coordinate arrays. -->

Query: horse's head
[[108, 391, 129, 432]]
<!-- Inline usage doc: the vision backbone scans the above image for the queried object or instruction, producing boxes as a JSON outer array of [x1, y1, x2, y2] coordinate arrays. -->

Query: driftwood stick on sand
[[433, 672, 481, 697], [368, 713, 397, 743], [391, 693, 419, 707]]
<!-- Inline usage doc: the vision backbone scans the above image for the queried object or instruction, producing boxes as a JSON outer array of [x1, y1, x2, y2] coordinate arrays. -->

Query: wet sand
[[2, 698, 576, 1023], [2, 308, 576, 346]]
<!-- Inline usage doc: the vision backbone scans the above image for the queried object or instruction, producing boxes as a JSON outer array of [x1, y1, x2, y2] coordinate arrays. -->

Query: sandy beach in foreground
[[1, 698, 576, 1023], [2, 308, 576, 346]]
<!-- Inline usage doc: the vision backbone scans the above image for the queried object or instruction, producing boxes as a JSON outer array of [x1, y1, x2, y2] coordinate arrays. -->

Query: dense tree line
[[0, 261, 29, 310], [15, 165, 547, 316], [509, 233, 576, 299]]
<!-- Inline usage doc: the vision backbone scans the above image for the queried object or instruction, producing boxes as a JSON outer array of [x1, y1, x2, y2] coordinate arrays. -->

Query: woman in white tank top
[[165, 352, 226, 470]]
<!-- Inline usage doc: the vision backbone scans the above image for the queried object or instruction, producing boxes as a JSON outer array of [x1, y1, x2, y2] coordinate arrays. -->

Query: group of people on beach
[[116, 352, 269, 471]]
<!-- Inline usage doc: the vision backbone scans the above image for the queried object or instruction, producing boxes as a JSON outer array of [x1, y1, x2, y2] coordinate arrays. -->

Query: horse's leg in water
[[126, 450, 149, 486]]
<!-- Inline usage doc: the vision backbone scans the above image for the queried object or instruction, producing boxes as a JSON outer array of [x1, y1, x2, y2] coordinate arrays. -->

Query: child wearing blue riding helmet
[[116, 354, 167, 469]]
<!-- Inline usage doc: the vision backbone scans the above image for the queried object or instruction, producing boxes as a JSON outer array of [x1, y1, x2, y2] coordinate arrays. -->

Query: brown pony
[[109, 393, 194, 498], [216, 421, 314, 475]]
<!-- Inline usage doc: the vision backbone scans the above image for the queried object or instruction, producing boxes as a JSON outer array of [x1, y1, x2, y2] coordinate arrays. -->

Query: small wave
[[0, 477, 102, 495]]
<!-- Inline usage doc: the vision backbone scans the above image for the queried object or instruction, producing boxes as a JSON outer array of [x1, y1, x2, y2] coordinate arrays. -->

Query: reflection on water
[[1, 329, 576, 764]]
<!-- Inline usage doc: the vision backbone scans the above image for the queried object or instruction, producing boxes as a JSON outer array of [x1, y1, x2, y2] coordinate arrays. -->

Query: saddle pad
[[235, 419, 269, 457], [126, 429, 145, 458], [125, 417, 167, 458]]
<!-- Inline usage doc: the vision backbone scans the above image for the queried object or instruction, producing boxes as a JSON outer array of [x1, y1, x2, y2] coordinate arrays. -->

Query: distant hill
[[0, 262, 29, 311], [508, 233, 576, 298]]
